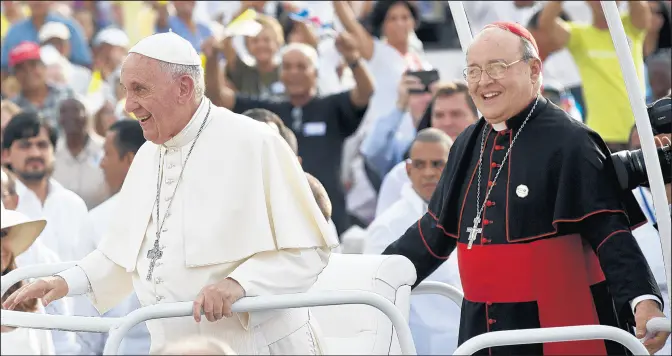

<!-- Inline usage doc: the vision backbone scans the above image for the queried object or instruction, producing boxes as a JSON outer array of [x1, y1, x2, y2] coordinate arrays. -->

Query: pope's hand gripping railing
[[0, 262, 417, 355]]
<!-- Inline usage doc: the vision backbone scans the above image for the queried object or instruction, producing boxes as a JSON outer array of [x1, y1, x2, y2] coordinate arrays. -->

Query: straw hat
[[0, 201, 46, 257]]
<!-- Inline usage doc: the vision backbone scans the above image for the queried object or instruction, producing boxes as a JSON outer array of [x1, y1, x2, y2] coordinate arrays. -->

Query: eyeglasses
[[463, 59, 524, 83], [407, 159, 447, 170], [0, 229, 8, 239]]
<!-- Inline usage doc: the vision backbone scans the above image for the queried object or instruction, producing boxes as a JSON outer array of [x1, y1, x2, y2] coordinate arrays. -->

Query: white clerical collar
[[163, 97, 209, 148], [492, 122, 508, 131]]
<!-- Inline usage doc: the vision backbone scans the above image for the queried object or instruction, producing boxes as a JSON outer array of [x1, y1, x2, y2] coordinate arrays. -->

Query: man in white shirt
[[1, 111, 88, 262], [364, 128, 461, 355], [5, 32, 337, 355], [75, 119, 150, 355], [52, 97, 109, 210]]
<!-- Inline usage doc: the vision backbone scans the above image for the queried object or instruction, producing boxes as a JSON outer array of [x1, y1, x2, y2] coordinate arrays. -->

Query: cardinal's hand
[[2, 276, 69, 310], [193, 278, 245, 322], [634, 299, 670, 354]]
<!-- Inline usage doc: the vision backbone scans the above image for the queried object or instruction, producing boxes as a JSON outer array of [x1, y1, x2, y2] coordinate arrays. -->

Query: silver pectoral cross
[[146, 237, 164, 281], [466, 217, 482, 250]]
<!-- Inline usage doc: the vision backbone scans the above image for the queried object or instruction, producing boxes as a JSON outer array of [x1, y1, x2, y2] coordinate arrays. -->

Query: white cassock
[[59, 95, 339, 354], [364, 183, 462, 355]]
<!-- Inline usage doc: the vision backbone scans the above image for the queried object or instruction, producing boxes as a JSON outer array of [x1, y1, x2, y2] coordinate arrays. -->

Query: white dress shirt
[[53, 134, 109, 210], [375, 161, 410, 217], [364, 183, 462, 355], [15, 178, 89, 262], [74, 193, 151, 355]]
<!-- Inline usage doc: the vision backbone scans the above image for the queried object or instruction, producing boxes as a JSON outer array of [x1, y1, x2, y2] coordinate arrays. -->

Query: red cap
[[484, 21, 539, 56], [9, 41, 42, 68]]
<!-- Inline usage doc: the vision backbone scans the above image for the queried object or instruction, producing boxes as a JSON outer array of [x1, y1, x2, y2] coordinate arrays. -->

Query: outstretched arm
[[3, 250, 132, 315], [333, 1, 375, 60]]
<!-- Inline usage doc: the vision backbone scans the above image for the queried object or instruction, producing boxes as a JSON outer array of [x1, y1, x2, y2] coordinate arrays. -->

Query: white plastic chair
[[309, 254, 417, 355]]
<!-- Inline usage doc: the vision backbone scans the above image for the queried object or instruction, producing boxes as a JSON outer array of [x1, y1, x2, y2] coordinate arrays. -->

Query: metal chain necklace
[[146, 102, 212, 281], [467, 97, 539, 249]]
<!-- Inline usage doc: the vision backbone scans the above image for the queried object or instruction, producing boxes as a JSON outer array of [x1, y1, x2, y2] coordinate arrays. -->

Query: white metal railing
[[2, 263, 670, 355], [412, 281, 464, 307], [1, 263, 417, 355], [453, 324, 651, 355]]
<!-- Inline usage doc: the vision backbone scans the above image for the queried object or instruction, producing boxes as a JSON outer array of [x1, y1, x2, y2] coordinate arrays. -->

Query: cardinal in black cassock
[[383, 22, 668, 355]]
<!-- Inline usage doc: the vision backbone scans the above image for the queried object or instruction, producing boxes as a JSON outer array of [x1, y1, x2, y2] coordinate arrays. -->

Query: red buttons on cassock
[[486, 301, 493, 306], [490, 162, 499, 168], [488, 318, 497, 325], [495, 145, 505, 150], [483, 219, 491, 225], [483, 238, 492, 244], [486, 200, 495, 207], [487, 181, 494, 187]]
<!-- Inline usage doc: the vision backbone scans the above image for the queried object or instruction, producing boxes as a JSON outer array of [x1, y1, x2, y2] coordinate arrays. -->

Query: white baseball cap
[[38, 22, 71, 43], [93, 27, 130, 49], [0, 201, 46, 257]]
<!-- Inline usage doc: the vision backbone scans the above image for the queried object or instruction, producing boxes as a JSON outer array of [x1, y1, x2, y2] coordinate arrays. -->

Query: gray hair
[[520, 37, 543, 92], [280, 43, 319, 70], [412, 128, 454, 149], [157, 61, 205, 101]]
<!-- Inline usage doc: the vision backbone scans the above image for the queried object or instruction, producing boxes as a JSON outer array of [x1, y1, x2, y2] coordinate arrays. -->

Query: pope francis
[[3, 32, 338, 355]]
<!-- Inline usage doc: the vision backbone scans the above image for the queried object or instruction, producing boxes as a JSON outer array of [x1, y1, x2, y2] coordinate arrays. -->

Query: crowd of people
[[0, 1, 671, 355]]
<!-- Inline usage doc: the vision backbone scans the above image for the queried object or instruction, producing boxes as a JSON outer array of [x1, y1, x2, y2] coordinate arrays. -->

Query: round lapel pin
[[516, 185, 529, 198]]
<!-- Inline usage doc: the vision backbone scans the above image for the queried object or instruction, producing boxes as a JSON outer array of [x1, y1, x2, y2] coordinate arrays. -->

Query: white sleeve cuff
[[56, 266, 92, 296], [630, 294, 662, 314]]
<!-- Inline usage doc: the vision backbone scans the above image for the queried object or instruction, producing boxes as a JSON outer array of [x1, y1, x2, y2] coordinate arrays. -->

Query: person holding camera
[[360, 74, 433, 179], [382, 22, 669, 355]]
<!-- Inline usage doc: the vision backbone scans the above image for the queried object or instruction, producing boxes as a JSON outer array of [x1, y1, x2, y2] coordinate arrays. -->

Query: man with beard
[[1, 110, 88, 262]]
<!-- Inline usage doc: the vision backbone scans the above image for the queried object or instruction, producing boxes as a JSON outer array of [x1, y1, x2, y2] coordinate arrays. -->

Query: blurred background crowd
[[0, 1, 670, 355]]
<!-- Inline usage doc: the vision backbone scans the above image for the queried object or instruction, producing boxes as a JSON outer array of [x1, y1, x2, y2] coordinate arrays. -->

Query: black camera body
[[612, 96, 671, 191]]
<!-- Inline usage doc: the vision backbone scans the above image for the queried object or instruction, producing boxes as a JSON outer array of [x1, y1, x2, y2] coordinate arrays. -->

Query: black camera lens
[[612, 145, 672, 191]]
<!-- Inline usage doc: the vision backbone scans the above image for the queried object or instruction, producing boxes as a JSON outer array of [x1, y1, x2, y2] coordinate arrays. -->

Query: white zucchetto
[[128, 31, 201, 66]]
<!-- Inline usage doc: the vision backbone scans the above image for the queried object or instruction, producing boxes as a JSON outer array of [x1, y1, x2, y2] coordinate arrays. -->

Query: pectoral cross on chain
[[466, 217, 482, 250], [146, 237, 164, 281]]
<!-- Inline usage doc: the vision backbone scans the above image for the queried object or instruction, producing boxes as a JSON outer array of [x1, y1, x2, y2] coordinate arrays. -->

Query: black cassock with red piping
[[383, 96, 662, 355]]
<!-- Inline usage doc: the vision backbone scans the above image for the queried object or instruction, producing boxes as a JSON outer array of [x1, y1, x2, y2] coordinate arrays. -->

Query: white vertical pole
[[601, 1, 671, 303], [448, 2, 474, 52], [448, 2, 482, 117]]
